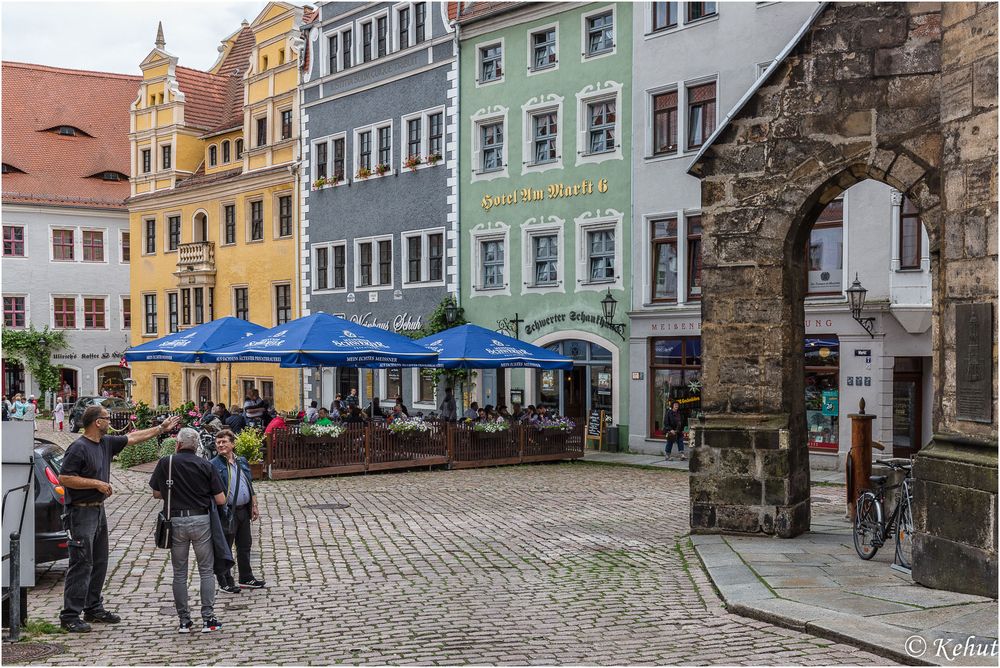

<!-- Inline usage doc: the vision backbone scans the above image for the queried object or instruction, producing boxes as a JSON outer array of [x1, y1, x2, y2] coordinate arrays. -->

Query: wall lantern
[[846, 274, 876, 338]]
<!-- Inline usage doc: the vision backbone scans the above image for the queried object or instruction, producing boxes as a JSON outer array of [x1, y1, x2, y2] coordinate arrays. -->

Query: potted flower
[[386, 416, 431, 436], [356, 166, 372, 179], [374, 162, 390, 177], [331, 171, 343, 185], [313, 176, 328, 189], [426, 152, 442, 166], [404, 154, 422, 171], [473, 420, 509, 433], [234, 427, 265, 478], [300, 423, 347, 439]]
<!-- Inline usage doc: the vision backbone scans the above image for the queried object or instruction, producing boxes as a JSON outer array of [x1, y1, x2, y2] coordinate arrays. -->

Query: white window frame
[[219, 200, 238, 246], [80, 226, 109, 264], [399, 106, 446, 171], [575, 81, 623, 166], [253, 113, 269, 148], [272, 191, 294, 239], [49, 225, 78, 263], [474, 37, 505, 88], [521, 94, 564, 175], [392, 3, 413, 51], [401, 226, 447, 288], [526, 22, 559, 76], [354, 234, 394, 291], [357, 16, 377, 64], [643, 83, 679, 161], [81, 293, 110, 331], [119, 294, 131, 331], [51, 293, 80, 330], [575, 209, 624, 293], [470, 105, 509, 183], [469, 222, 510, 298], [644, 1, 720, 37], [521, 216, 565, 295], [411, 368, 436, 409], [2, 293, 29, 330], [247, 198, 265, 243], [272, 282, 293, 327], [312, 240, 348, 294], [684, 75, 720, 153], [353, 120, 393, 178], [118, 228, 130, 264], [580, 5, 617, 62]]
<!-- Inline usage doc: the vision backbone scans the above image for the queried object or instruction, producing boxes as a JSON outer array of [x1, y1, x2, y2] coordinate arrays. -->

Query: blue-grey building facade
[[300, 1, 456, 411]]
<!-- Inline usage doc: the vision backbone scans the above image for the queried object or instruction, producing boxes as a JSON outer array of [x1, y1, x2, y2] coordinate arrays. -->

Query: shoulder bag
[[154, 455, 174, 549]]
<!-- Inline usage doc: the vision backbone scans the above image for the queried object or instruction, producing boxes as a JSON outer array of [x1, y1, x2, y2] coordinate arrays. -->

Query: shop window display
[[649, 337, 701, 438], [805, 336, 839, 451]]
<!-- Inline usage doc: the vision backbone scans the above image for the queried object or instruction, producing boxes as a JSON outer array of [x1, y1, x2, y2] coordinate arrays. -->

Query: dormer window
[[209, 145, 218, 167], [2, 163, 25, 174], [98, 171, 127, 181], [43, 125, 90, 137]]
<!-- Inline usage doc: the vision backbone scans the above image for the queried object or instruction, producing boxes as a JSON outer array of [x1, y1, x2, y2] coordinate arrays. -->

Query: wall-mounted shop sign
[[648, 321, 700, 333], [53, 351, 124, 361], [522, 309, 624, 341], [340, 312, 423, 333], [480, 178, 610, 211]]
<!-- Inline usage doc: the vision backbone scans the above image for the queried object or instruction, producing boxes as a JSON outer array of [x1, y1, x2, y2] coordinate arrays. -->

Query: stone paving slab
[[691, 485, 998, 667]]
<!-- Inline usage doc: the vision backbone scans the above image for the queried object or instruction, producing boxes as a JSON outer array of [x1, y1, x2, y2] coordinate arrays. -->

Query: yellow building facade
[[127, 2, 307, 411]]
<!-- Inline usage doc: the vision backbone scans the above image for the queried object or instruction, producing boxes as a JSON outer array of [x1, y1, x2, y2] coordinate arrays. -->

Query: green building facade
[[456, 2, 633, 443]]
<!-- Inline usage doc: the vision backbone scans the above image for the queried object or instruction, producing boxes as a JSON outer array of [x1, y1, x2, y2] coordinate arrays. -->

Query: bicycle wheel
[[854, 492, 881, 560], [895, 488, 915, 569]]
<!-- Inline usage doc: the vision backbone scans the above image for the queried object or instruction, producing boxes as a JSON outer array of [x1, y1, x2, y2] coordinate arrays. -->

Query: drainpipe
[[452, 17, 464, 415]]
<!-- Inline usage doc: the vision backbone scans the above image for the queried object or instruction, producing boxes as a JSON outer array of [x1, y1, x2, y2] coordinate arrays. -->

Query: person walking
[[663, 401, 687, 461], [53, 396, 65, 432], [149, 428, 227, 633], [439, 387, 457, 421], [211, 430, 265, 594], [58, 406, 182, 632], [11, 393, 27, 420]]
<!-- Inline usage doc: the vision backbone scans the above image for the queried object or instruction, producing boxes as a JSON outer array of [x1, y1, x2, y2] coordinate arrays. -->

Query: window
[[652, 90, 678, 155], [407, 118, 422, 160], [275, 284, 292, 325], [588, 229, 615, 281], [417, 369, 434, 403], [122, 297, 131, 329], [145, 219, 156, 253], [805, 336, 840, 451], [82, 230, 104, 262], [168, 292, 179, 333], [356, 237, 392, 288], [403, 231, 444, 284], [84, 297, 105, 329], [280, 110, 292, 140], [262, 54, 269, 71], [588, 100, 616, 154], [377, 125, 391, 168], [359, 130, 372, 172], [428, 233, 443, 282], [481, 239, 505, 289], [278, 195, 292, 237], [121, 232, 130, 262], [3, 226, 24, 256], [233, 287, 249, 321], [222, 140, 231, 163], [586, 11, 614, 56], [651, 218, 678, 302], [332, 138, 345, 180], [480, 44, 502, 82], [208, 287, 214, 321], [343, 29, 353, 68], [687, 2, 717, 22], [194, 288, 204, 325], [407, 236, 421, 283], [224, 204, 236, 244], [141, 149, 151, 173], [428, 112, 443, 158], [649, 338, 702, 438], [52, 229, 74, 261], [532, 111, 557, 164], [481, 121, 504, 172], [359, 241, 373, 286], [686, 216, 703, 300], [531, 28, 557, 70], [315, 141, 328, 180], [167, 215, 180, 251], [4, 296, 25, 328], [328, 34, 338, 74], [362, 21, 373, 63], [377, 16, 388, 57], [181, 289, 191, 326], [100, 171, 124, 181], [384, 368, 403, 401], [250, 201, 264, 241], [415, 3, 426, 42], [54, 297, 76, 328], [686, 81, 716, 150], [900, 197, 922, 269], [315, 246, 329, 290], [533, 235, 558, 285], [398, 8, 410, 49], [652, 2, 678, 31], [156, 377, 170, 407], [256, 117, 267, 147], [807, 199, 844, 295], [378, 239, 392, 284], [161, 145, 171, 169], [333, 244, 346, 289], [260, 380, 274, 402], [235, 139, 244, 159], [209, 145, 218, 167], [57, 125, 78, 136]]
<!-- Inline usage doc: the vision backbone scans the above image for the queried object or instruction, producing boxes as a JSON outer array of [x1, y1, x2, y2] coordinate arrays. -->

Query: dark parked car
[[67, 396, 131, 433], [33, 439, 69, 564]]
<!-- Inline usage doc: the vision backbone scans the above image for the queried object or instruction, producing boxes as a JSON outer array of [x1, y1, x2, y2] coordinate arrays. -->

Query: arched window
[[222, 140, 231, 163], [235, 138, 244, 159], [208, 145, 218, 167]]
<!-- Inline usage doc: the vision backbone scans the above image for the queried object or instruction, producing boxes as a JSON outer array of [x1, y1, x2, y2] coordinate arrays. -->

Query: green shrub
[[159, 437, 178, 458], [233, 428, 264, 464], [116, 438, 161, 468]]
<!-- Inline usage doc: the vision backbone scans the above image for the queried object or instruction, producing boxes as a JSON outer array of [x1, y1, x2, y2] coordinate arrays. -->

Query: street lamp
[[846, 273, 876, 338], [600, 288, 626, 336], [443, 297, 459, 326]]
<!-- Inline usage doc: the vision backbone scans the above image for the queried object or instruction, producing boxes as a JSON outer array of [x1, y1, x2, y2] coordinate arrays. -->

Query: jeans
[[60, 505, 109, 621], [170, 515, 215, 622], [665, 432, 685, 456], [217, 505, 254, 586]]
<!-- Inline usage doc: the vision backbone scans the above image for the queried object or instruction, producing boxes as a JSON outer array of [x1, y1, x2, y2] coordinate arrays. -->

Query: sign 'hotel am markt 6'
[[481, 178, 611, 211]]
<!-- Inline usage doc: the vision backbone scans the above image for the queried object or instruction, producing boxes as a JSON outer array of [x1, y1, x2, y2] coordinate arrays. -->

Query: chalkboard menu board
[[587, 409, 604, 437]]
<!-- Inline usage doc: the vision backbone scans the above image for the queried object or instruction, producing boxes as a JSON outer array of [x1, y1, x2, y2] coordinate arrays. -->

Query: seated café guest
[[305, 401, 319, 423], [476, 408, 487, 422], [343, 406, 365, 424], [315, 408, 334, 426], [225, 407, 246, 434], [521, 406, 538, 423], [217, 403, 231, 422], [393, 397, 409, 417], [388, 404, 405, 423], [263, 413, 286, 435], [463, 402, 479, 420], [536, 406, 549, 420]]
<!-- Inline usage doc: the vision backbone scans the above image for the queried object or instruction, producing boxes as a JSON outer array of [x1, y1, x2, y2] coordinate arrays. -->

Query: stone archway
[[688, 2, 997, 597]]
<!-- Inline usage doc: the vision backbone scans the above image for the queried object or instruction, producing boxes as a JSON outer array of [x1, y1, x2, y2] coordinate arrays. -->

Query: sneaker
[[202, 617, 222, 633], [60, 618, 92, 633], [219, 584, 241, 595], [239, 578, 266, 589], [679, 453, 688, 461], [84, 609, 121, 624], [178, 620, 194, 634]]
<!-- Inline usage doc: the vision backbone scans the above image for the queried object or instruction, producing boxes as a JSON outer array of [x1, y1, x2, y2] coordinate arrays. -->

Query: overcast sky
[[2, 1, 301, 75]]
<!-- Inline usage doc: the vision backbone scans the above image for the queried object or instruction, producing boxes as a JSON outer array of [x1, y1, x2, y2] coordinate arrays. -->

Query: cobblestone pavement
[[28, 427, 888, 665]]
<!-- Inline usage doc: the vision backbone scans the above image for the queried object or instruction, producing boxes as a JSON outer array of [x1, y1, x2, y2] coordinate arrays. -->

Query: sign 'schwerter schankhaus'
[[481, 178, 610, 212]]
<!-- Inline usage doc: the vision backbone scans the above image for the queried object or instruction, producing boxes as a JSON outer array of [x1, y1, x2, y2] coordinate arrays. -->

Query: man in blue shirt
[[211, 430, 265, 593]]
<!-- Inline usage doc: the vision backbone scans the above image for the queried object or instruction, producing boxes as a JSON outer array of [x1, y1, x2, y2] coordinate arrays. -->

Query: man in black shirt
[[149, 428, 227, 633], [58, 405, 181, 632]]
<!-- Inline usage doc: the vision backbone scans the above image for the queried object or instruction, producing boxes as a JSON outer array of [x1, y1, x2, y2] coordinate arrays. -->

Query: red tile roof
[[178, 25, 252, 135], [2, 62, 139, 210], [215, 24, 255, 78]]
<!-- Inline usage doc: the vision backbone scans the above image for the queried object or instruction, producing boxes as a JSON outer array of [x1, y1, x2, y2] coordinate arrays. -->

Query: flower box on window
[[404, 155, 422, 171], [374, 163, 390, 176], [426, 152, 442, 166], [356, 167, 372, 179]]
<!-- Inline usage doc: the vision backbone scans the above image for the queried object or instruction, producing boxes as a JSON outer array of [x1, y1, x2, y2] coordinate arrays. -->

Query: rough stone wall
[[911, 2, 998, 598]]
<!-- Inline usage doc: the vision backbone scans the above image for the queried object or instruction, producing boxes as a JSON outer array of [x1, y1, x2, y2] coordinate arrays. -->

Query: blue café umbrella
[[124, 317, 266, 364], [415, 324, 572, 370], [200, 312, 438, 368]]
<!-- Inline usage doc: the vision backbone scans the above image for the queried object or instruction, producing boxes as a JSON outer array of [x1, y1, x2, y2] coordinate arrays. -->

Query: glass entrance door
[[534, 339, 613, 419]]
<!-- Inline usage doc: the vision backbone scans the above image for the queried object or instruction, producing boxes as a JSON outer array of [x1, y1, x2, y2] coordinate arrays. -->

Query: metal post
[[9, 532, 21, 641]]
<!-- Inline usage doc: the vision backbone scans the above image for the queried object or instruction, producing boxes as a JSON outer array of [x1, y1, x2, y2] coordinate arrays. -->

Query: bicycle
[[853, 459, 914, 568]]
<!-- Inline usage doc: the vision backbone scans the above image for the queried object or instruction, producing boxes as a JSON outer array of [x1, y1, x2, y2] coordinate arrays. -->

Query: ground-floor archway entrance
[[532, 338, 613, 421]]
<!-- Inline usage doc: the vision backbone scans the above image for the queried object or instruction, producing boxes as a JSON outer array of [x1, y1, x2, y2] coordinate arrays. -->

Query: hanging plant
[[1, 325, 68, 397]]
